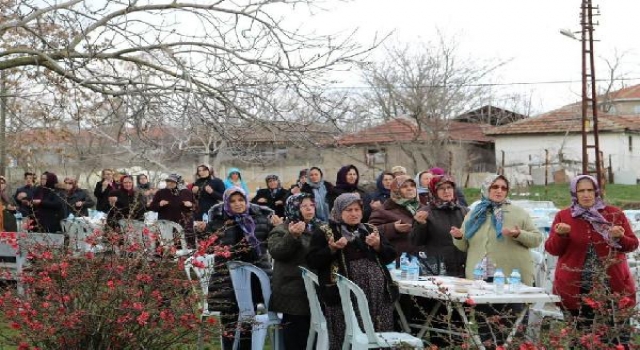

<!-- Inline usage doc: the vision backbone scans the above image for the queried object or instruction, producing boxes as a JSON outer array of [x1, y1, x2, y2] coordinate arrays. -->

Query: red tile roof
[[606, 84, 640, 100], [485, 104, 640, 135], [337, 117, 493, 145]]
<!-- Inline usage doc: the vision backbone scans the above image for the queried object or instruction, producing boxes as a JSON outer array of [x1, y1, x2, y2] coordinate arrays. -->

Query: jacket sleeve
[[93, 182, 104, 198], [374, 228, 397, 265], [609, 207, 639, 253], [267, 223, 303, 262], [148, 191, 162, 212], [81, 190, 96, 209], [544, 210, 571, 257], [452, 214, 470, 252], [512, 208, 544, 249], [306, 228, 335, 270], [368, 210, 398, 239], [211, 179, 225, 201]]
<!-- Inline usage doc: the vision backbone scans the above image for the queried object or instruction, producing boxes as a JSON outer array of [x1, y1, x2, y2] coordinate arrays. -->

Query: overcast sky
[[305, 0, 640, 115]]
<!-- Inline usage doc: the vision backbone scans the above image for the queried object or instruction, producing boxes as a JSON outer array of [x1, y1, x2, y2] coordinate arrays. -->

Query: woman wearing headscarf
[[223, 167, 249, 194], [327, 164, 372, 222], [148, 174, 195, 232], [195, 187, 281, 350], [31, 172, 64, 233], [268, 193, 320, 349], [410, 175, 469, 347], [307, 193, 397, 350], [192, 165, 225, 220], [136, 174, 155, 206], [251, 174, 288, 218], [60, 177, 95, 218], [106, 175, 146, 230], [546, 175, 637, 348], [369, 171, 394, 211], [415, 170, 434, 205], [369, 175, 428, 257], [94, 168, 119, 213], [301, 166, 333, 222], [451, 174, 542, 348]]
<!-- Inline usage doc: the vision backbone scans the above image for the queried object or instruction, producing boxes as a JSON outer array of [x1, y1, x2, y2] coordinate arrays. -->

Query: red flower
[[618, 296, 634, 309], [464, 297, 476, 306]]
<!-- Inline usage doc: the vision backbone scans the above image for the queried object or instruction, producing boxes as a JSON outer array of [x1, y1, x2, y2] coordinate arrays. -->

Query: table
[[394, 275, 560, 349]]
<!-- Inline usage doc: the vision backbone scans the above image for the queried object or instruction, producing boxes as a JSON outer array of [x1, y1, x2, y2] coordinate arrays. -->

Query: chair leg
[[251, 324, 269, 350], [317, 332, 329, 350], [306, 329, 317, 350]]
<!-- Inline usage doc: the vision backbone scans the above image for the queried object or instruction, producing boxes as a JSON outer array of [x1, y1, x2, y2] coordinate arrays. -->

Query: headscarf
[[42, 172, 58, 189], [334, 165, 359, 192], [464, 174, 510, 240], [298, 169, 309, 187], [64, 177, 79, 194], [429, 167, 445, 176], [330, 193, 367, 241], [307, 167, 329, 221], [390, 175, 420, 215], [120, 175, 135, 196], [136, 174, 150, 190], [415, 171, 430, 195], [569, 175, 620, 248], [284, 193, 321, 230], [222, 187, 260, 254], [224, 168, 249, 194], [428, 175, 459, 209], [264, 174, 282, 196], [374, 171, 392, 199], [196, 164, 211, 180]]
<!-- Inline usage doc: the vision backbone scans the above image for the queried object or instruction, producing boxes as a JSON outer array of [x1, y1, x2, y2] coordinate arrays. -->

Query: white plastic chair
[[153, 220, 191, 256], [528, 250, 563, 339], [118, 219, 149, 248], [631, 267, 640, 329], [334, 273, 423, 350], [227, 261, 282, 350], [62, 218, 103, 254], [299, 267, 329, 350], [16, 232, 66, 295], [184, 254, 218, 350]]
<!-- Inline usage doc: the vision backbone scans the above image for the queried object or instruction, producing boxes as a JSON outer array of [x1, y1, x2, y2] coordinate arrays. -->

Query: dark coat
[[193, 176, 225, 220], [32, 187, 64, 233], [546, 206, 638, 310], [106, 188, 147, 230], [369, 199, 428, 256], [94, 181, 119, 213], [306, 222, 397, 305], [267, 222, 314, 315], [203, 203, 274, 314], [411, 204, 469, 277], [61, 188, 95, 217], [14, 184, 35, 217], [251, 188, 288, 218], [148, 188, 195, 231]]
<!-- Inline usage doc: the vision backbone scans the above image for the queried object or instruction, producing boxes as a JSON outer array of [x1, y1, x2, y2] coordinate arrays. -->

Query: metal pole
[[0, 70, 6, 176], [580, 0, 589, 176]]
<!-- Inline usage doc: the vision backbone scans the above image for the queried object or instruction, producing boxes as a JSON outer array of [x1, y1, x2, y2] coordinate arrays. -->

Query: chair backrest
[[335, 273, 379, 345], [530, 250, 548, 290], [299, 267, 326, 326], [16, 232, 66, 294], [184, 254, 215, 312], [227, 261, 276, 321], [153, 220, 187, 249], [62, 219, 96, 253], [118, 219, 149, 247]]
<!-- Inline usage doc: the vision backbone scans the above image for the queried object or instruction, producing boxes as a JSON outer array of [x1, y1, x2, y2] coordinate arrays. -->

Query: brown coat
[[368, 199, 427, 256]]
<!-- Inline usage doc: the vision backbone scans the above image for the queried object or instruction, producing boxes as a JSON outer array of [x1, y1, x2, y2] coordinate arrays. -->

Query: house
[[328, 114, 497, 185], [485, 84, 640, 185]]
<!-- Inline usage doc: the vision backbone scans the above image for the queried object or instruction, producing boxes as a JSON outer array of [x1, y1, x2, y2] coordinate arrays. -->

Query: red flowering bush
[[0, 224, 223, 349]]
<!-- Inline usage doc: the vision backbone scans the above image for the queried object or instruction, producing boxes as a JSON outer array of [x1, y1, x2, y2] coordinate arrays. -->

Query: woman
[[301, 167, 333, 222], [410, 175, 468, 347], [136, 174, 155, 206], [61, 177, 95, 217], [415, 170, 434, 205], [546, 175, 637, 348], [197, 187, 281, 350], [31, 172, 64, 233], [369, 171, 394, 211], [369, 175, 428, 257], [148, 174, 195, 231], [0, 176, 17, 232], [223, 167, 249, 194], [251, 175, 288, 218], [268, 193, 319, 349], [94, 168, 119, 213], [106, 175, 146, 230], [327, 164, 372, 222], [192, 165, 225, 220], [451, 174, 542, 348], [307, 193, 397, 350]]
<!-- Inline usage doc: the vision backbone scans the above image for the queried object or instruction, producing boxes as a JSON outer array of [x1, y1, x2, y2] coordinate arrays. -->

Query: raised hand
[[394, 220, 412, 233], [414, 211, 429, 225], [554, 223, 571, 236], [365, 230, 381, 251], [450, 226, 463, 239]]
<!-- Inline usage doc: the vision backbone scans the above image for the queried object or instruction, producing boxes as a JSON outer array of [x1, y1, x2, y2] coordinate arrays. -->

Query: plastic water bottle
[[494, 268, 505, 295], [67, 213, 75, 221], [508, 269, 522, 293], [407, 257, 420, 281], [14, 212, 23, 232], [202, 213, 209, 223], [473, 262, 485, 281], [400, 252, 409, 280]]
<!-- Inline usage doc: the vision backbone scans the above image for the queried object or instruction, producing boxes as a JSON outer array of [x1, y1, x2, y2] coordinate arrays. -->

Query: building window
[[366, 148, 386, 166]]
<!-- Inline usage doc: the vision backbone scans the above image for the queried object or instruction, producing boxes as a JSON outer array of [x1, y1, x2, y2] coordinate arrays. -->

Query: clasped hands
[[554, 222, 625, 238], [328, 231, 381, 252]]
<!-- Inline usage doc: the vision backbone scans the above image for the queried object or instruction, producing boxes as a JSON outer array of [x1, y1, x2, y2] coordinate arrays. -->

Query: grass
[[463, 183, 640, 209]]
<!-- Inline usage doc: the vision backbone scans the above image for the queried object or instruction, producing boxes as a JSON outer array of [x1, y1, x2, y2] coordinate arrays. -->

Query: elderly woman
[[369, 175, 428, 257], [268, 193, 320, 349], [301, 167, 333, 222], [252, 174, 288, 218], [327, 164, 372, 222], [198, 187, 281, 350], [61, 177, 95, 217], [106, 175, 146, 231], [307, 193, 397, 350], [148, 174, 195, 231], [546, 175, 638, 348], [451, 174, 542, 348]]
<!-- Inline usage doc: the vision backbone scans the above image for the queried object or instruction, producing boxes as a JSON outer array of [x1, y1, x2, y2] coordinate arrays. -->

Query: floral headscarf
[[569, 175, 619, 248], [390, 175, 420, 215], [285, 193, 321, 230], [330, 193, 367, 241], [222, 187, 260, 254], [428, 175, 458, 209], [464, 174, 510, 240]]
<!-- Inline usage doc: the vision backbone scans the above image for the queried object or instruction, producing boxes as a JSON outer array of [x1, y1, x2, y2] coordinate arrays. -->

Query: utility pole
[[0, 70, 6, 177], [579, 0, 604, 190]]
